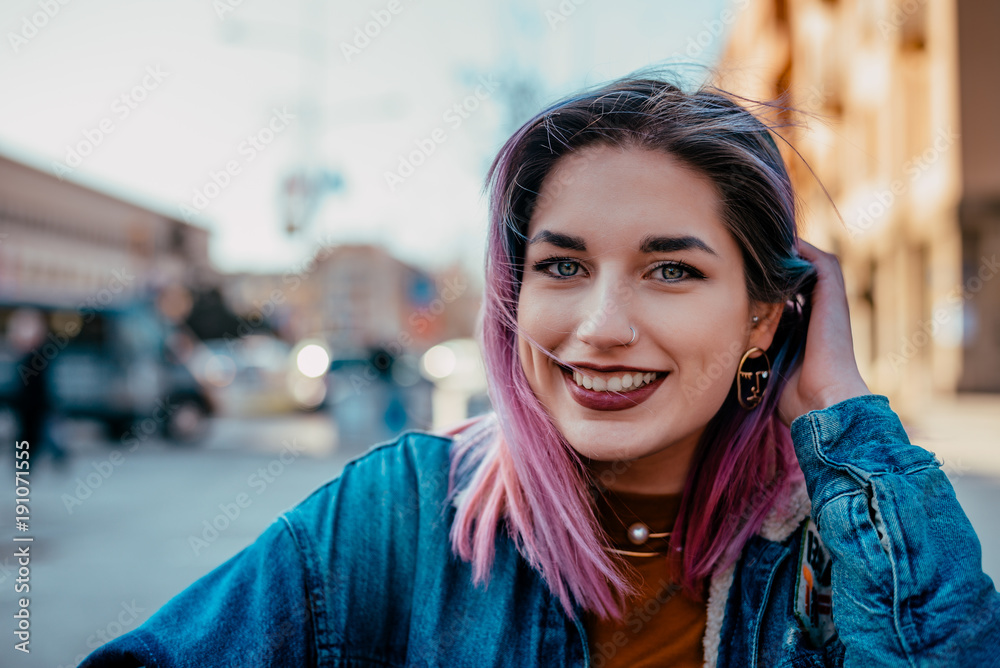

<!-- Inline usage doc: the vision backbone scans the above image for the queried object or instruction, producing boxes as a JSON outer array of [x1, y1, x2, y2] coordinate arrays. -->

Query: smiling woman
[[81, 76, 1000, 667], [518, 145, 773, 485], [449, 76, 999, 666]]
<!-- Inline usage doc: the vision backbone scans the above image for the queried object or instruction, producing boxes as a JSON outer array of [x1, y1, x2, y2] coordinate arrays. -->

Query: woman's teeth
[[572, 370, 659, 392]]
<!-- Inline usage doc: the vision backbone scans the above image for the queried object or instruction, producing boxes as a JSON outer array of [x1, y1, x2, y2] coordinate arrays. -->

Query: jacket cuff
[[789, 394, 940, 508]]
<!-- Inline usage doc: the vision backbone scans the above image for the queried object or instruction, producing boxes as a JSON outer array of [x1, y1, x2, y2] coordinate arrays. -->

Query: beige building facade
[[0, 152, 213, 309], [223, 244, 480, 357], [718, 0, 999, 416]]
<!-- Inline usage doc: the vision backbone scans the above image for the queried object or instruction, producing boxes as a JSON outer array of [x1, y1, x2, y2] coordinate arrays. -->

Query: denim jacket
[[81, 395, 1000, 667]]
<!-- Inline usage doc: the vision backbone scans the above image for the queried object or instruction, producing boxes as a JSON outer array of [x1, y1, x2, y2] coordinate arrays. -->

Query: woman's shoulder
[[286, 430, 452, 520], [757, 474, 812, 544], [281, 415, 498, 540]]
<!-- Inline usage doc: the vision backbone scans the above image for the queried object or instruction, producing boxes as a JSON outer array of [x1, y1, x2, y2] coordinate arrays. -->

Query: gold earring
[[737, 347, 771, 410]]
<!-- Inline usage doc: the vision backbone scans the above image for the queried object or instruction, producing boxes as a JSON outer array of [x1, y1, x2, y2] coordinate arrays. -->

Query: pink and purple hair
[[448, 77, 817, 619]]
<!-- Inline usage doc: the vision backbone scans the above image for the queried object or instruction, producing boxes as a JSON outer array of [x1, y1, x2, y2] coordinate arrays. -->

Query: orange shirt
[[584, 489, 706, 668]]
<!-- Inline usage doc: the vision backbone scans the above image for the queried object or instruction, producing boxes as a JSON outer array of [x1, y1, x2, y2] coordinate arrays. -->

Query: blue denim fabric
[[786, 395, 1000, 666], [81, 395, 1000, 667]]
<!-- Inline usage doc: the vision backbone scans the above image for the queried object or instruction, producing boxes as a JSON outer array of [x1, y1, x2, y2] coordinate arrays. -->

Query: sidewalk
[[902, 392, 1000, 584], [901, 392, 1000, 478]]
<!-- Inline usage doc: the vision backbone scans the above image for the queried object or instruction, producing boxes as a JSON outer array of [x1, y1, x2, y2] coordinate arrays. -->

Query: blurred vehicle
[[189, 335, 330, 416], [0, 301, 214, 446], [325, 347, 433, 450], [419, 338, 490, 429]]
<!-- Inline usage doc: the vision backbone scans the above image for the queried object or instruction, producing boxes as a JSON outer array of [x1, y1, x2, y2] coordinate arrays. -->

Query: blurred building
[[718, 0, 1000, 415], [223, 243, 480, 356], [0, 152, 214, 307], [313, 244, 478, 355], [223, 243, 480, 442]]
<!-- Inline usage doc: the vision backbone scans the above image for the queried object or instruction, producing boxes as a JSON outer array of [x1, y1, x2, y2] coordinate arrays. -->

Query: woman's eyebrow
[[527, 230, 587, 251], [639, 234, 718, 256]]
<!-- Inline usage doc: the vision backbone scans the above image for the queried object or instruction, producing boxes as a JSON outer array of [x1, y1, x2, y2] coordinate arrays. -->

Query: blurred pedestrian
[[8, 307, 67, 466]]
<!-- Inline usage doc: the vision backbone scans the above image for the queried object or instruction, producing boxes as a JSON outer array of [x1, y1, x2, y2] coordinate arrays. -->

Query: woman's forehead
[[527, 145, 730, 252]]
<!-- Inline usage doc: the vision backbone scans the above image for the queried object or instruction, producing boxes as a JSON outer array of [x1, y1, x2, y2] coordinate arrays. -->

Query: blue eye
[[653, 262, 704, 282], [530, 257, 584, 279], [555, 261, 579, 277], [659, 264, 686, 280]]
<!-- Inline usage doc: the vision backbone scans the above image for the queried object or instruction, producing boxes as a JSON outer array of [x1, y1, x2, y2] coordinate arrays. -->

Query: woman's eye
[[658, 264, 686, 280], [554, 261, 579, 277]]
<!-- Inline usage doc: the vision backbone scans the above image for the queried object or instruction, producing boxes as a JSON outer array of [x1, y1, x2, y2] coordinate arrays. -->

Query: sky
[[0, 0, 731, 276]]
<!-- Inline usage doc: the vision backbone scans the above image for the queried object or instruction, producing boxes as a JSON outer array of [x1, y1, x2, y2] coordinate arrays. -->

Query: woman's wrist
[[811, 380, 872, 414], [781, 378, 872, 426]]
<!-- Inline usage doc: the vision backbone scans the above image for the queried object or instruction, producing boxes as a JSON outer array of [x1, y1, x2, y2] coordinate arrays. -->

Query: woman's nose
[[575, 277, 635, 350]]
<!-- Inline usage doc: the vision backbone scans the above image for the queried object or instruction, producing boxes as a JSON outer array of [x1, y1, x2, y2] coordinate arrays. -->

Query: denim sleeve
[[78, 515, 315, 667], [790, 394, 1000, 667]]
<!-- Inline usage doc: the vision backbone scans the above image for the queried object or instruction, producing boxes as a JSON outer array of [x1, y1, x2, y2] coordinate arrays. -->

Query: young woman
[[83, 77, 1000, 667]]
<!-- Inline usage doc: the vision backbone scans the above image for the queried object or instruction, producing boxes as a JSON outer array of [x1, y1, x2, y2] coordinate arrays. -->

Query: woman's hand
[[777, 240, 871, 426]]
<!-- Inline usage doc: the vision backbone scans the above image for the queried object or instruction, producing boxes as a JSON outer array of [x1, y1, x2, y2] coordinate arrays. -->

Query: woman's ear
[[748, 301, 785, 352]]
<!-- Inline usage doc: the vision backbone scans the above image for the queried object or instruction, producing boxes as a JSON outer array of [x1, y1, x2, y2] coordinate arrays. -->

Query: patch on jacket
[[794, 518, 835, 646]]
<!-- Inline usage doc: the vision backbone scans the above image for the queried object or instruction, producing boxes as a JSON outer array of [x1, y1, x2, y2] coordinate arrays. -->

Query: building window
[[898, 0, 928, 51]]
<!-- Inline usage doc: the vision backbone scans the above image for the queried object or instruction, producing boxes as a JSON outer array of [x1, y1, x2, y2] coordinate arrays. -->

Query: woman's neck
[[586, 429, 702, 495]]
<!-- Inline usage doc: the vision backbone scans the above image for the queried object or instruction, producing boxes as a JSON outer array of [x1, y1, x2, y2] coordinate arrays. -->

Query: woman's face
[[516, 144, 779, 493]]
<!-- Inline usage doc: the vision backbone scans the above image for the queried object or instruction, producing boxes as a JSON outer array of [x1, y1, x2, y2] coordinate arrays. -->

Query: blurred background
[[0, 0, 997, 665]]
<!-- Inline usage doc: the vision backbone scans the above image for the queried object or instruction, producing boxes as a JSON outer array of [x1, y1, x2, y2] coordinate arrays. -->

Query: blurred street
[[1, 398, 998, 668], [0, 412, 365, 668]]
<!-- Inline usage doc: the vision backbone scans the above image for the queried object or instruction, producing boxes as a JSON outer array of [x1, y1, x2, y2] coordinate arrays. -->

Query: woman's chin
[[560, 422, 663, 463]]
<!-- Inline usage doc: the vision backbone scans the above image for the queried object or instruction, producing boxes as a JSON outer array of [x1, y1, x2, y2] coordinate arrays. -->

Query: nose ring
[[624, 326, 637, 347]]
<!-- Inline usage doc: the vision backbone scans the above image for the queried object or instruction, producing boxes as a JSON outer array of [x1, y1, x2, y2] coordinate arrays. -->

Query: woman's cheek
[[673, 326, 744, 403], [520, 287, 574, 346]]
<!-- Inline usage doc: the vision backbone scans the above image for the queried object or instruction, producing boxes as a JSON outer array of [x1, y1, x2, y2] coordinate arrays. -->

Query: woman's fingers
[[797, 240, 846, 297], [779, 238, 869, 421]]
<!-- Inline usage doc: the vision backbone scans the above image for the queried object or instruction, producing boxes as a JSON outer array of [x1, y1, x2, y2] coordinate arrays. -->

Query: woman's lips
[[561, 368, 667, 411]]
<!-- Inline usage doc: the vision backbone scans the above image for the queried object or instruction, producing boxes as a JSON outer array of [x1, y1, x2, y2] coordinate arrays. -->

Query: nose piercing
[[624, 326, 637, 347]]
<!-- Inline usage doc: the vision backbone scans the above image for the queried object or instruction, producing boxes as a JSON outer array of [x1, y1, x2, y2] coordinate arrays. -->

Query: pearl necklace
[[603, 521, 672, 558]]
